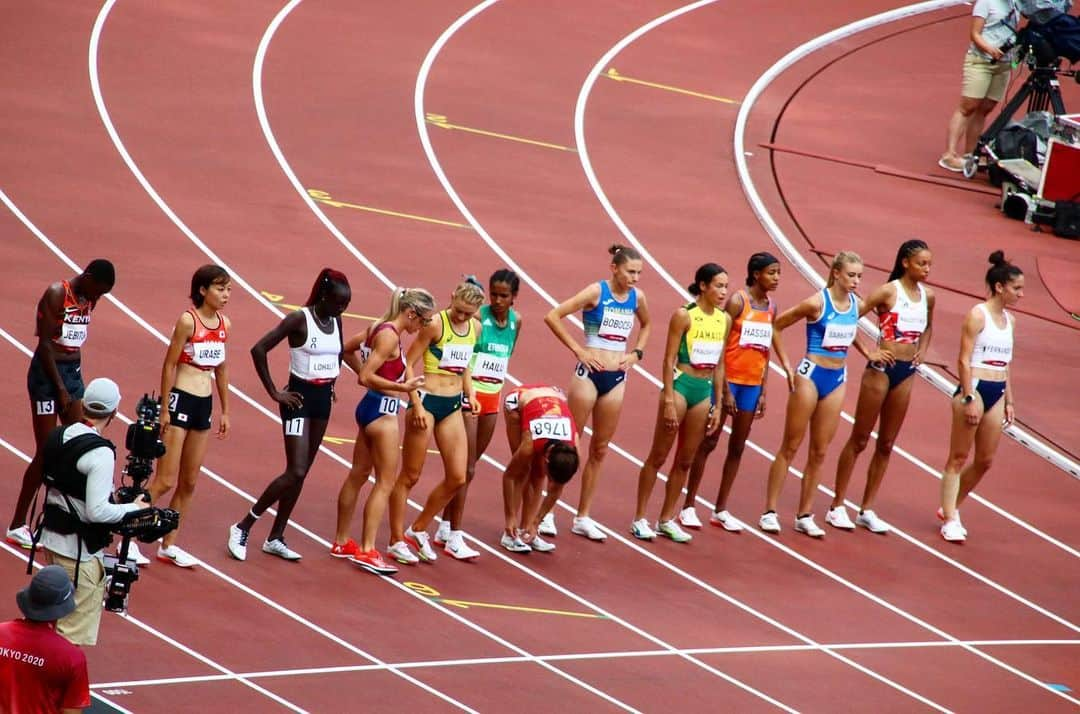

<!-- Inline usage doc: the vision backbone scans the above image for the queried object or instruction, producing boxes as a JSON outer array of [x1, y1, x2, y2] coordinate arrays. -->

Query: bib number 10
[[378, 396, 399, 416], [530, 417, 572, 441]]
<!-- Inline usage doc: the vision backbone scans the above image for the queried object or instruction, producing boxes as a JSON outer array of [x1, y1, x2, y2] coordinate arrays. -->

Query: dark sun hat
[[17, 565, 77, 622]]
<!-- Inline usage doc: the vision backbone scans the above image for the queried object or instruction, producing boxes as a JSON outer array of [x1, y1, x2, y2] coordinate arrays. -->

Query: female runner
[[760, 252, 889, 537], [828, 240, 935, 534], [435, 270, 521, 559], [387, 279, 483, 564], [227, 269, 351, 561], [331, 287, 433, 575], [542, 244, 651, 541], [631, 264, 729, 543], [940, 251, 1022, 543], [680, 252, 792, 532], [150, 265, 232, 567]]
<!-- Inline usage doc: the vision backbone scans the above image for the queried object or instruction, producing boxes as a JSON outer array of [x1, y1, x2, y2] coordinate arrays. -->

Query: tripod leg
[[978, 82, 1033, 148]]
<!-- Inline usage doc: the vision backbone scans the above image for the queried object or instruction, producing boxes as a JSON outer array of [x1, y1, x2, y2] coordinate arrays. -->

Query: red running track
[[0, 1, 1077, 711]]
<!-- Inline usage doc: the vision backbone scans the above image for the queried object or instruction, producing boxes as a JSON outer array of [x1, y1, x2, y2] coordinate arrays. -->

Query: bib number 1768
[[529, 417, 572, 441]]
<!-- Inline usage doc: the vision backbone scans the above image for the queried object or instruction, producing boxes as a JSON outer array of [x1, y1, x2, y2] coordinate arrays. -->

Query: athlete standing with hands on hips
[[150, 265, 232, 568], [227, 269, 351, 561], [543, 244, 651, 541], [760, 252, 888, 538], [828, 241, 935, 534], [680, 252, 792, 532], [632, 264, 729, 543], [939, 251, 1021, 543], [7, 260, 115, 550]]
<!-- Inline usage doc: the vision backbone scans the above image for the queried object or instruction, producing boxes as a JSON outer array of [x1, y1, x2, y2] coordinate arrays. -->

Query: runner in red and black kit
[[7, 260, 115, 550], [500, 385, 580, 553]]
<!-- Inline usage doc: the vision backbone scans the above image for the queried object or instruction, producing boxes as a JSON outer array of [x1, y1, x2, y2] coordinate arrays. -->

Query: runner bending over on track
[[436, 270, 521, 557], [387, 278, 483, 565], [760, 251, 888, 538], [681, 252, 792, 533], [631, 264, 730, 544], [939, 251, 1021, 543], [542, 244, 651, 542], [828, 240, 936, 535], [500, 385, 580, 553], [227, 268, 351, 562], [7, 259, 115, 552], [149, 265, 232, 568], [331, 287, 433, 576]]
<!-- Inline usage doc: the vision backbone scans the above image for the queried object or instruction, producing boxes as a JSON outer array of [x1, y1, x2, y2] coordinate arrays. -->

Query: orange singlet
[[724, 289, 775, 386]]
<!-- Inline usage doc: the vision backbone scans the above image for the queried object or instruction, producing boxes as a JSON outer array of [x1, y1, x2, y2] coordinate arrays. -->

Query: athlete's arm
[[34, 283, 71, 414], [362, 329, 423, 394], [625, 288, 652, 369], [159, 311, 195, 431], [543, 283, 602, 369], [852, 290, 895, 365], [250, 310, 305, 408], [915, 287, 936, 365], [661, 308, 689, 431], [341, 332, 366, 376], [957, 306, 982, 426], [773, 292, 821, 331], [708, 316, 729, 431], [1003, 314, 1015, 425]]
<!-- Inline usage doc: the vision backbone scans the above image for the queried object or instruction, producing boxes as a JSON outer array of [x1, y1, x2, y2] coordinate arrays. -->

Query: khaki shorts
[[45, 551, 106, 646], [961, 51, 1011, 102]]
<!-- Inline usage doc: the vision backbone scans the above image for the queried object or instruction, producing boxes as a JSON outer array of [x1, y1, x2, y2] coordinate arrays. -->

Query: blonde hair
[[826, 251, 862, 287], [452, 277, 485, 307], [373, 287, 435, 331]]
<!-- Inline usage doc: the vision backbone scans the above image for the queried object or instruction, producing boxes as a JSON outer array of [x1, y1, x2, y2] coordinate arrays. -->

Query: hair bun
[[988, 250, 1006, 266]]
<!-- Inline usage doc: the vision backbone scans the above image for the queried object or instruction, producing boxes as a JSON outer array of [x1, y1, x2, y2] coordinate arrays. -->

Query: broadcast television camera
[[103, 394, 179, 613]]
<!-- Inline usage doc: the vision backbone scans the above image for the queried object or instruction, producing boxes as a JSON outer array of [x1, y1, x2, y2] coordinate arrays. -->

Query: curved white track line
[[416, 0, 1080, 707], [728, 1, 1079, 481], [574, 2, 1080, 560]]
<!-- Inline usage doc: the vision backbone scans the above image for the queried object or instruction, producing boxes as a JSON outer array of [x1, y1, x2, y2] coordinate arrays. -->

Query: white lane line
[[0, 541, 307, 712], [729, 1, 1080, 481], [90, 638, 1080, 690], [574, 2, 1079, 561]]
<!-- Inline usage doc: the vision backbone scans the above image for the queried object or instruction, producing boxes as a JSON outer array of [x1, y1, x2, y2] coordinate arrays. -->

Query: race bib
[[439, 343, 474, 373], [308, 354, 340, 378], [57, 322, 88, 348], [378, 396, 400, 416], [689, 340, 723, 368], [192, 341, 226, 367], [738, 321, 772, 351], [529, 416, 573, 442], [471, 354, 508, 384], [598, 308, 634, 343], [895, 311, 927, 336], [821, 323, 857, 351]]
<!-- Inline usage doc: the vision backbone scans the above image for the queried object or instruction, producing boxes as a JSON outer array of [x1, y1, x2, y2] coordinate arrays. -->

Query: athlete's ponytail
[[887, 240, 929, 282], [373, 287, 435, 331], [687, 263, 726, 296], [985, 251, 1022, 295], [609, 244, 642, 266], [452, 276, 485, 307], [304, 268, 350, 307], [826, 251, 862, 288]]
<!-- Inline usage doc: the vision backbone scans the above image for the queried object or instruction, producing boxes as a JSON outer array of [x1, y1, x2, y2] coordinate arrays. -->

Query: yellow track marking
[[403, 581, 604, 619], [604, 68, 739, 105], [425, 113, 576, 152], [307, 189, 471, 230]]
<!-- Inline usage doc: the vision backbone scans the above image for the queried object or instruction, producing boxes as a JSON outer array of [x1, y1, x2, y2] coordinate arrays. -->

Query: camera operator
[[940, 0, 1021, 172], [1019, 0, 1080, 62], [36, 378, 148, 646]]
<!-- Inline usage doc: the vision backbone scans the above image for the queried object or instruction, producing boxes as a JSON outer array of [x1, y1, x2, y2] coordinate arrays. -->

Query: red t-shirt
[[0, 619, 89, 713]]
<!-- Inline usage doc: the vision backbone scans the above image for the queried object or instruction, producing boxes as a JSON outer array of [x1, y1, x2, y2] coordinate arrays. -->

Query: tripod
[[964, 62, 1069, 178]]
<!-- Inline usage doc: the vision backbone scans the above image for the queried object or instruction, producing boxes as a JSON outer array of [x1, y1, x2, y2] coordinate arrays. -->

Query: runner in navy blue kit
[[331, 287, 433, 575], [149, 265, 232, 568], [7, 260, 115, 551], [542, 244, 651, 542], [227, 269, 351, 561]]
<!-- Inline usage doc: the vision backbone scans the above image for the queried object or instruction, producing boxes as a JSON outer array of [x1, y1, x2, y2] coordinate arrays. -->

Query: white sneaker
[[630, 518, 657, 540], [571, 516, 607, 541], [655, 519, 693, 543], [405, 526, 437, 562], [444, 531, 480, 561], [262, 538, 302, 561], [709, 510, 744, 532], [227, 524, 249, 561], [677, 507, 703, 529], [538, 513, 557, 537], [528, 533, 556, 552], [121, 542, 151, 566], [856, 509, 890, 534], [759, 512, 781, 533], [388, 540, 419, 565], [794, 514, 825, 538], [500, 533, 531, 553], [5, 525, 33, 549], [941, 519, 966, 542], [156, 545, 198, 568], [825, 506, 855, 530], [434, 521, 452, 545], [937, 508, 967, 536]]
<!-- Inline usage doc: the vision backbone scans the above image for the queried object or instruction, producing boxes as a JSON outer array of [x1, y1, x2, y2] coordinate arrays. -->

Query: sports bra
[[362, 322, 406, 383], [288, 308, 341, 382], [471, 305, 519, 393], [970, 304, 1013, 371], [423, 310, 477, 376], [806, 288, 858, 358], [878, 280, 927, 345], [47, 281, 93, 353], [725, 289, 775, 386], [518, 386, 577, 454], [582, 281, 637, 352], [178, 309, 227, 371], [676, 302, 729, 370]]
